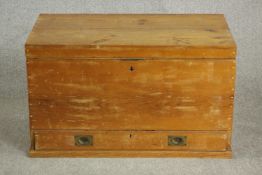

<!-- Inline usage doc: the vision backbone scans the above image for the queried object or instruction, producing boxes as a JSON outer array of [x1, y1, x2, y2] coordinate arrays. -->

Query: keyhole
[[129, 66, 134, 71]]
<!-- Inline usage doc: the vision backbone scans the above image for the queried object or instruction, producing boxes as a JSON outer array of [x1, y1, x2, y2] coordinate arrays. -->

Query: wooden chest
[[25, 14, 236, 158]]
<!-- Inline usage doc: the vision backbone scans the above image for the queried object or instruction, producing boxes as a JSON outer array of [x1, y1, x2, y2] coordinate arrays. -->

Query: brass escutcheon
[[75, 135, 93, 146], [168, 136, 187, 146]]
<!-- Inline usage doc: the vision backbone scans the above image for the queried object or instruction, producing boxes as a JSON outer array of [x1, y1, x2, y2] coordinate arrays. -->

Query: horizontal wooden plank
[[25, 45, 236, 59], [25, 14, 236, 59], [29, 150, 232, 158], [34, 130, 230, 151], [27, 59, 235, 130], [31, 14, 230, 30]]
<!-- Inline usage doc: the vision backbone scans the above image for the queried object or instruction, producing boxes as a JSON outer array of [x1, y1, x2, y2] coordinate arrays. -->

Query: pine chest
[[25, 14, 236, 158]]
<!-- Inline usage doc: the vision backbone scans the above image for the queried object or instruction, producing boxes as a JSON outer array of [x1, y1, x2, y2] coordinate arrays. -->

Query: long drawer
[[27, 59, 235, 130], [33, 130, 230, 151]]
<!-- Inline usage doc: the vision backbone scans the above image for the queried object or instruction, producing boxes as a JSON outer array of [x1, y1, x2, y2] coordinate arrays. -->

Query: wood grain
[[29, 149, 232, 158], [25, 14, 236, 158], [27, 59, 235, 130], [34, 130, 230, 151], [25, 14, 236, 59]]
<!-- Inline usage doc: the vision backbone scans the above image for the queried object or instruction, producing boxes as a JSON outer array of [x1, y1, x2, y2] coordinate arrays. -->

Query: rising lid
[[25, 14, 236, 59]]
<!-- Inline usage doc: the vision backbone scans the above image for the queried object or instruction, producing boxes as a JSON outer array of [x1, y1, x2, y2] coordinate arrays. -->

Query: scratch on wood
[[180, 97, 195, 103], [209, 106, 221, 115], [71, 105, 101, 111], [70, 113, 101, 119], [174, 106, 197, 111], [47, 118, 52, 128], [55, 83, 102, 91], [70, 98, 96, 103], [112, 105, 121, 112], [150, 92, 163, 96]]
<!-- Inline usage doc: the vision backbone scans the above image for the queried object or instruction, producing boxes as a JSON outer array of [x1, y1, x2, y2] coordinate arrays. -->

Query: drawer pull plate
[[75, 135, 93, 146], [168, 136, 187, 146]]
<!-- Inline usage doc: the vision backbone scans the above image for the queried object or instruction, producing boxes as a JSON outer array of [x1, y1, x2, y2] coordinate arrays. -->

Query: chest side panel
[[27, 59, 235, 130]]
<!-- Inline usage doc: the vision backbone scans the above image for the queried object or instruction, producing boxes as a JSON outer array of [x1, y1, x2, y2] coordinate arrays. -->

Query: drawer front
[[34, 131, 229, 151], [27, 59, 235, 130]]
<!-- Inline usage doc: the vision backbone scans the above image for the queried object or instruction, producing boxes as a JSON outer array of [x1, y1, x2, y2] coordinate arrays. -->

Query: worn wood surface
[[34, 130, 229, 151], [26, 14, 236, 158], [29, 149, 232, 158], [27, 59, 235, 130], [25, 14, 236, 59]]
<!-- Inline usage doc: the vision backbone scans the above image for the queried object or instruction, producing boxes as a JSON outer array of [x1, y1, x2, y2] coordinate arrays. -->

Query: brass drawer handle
[[75, 135, 93, 146], [168, 136, 187, 146]]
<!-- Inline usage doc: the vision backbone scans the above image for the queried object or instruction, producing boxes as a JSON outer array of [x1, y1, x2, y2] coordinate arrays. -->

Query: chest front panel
[[27, 59, 234, 131]]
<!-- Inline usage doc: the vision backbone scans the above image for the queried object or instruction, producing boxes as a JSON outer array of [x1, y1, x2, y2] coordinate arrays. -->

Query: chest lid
[[25, 14, 236, 59]]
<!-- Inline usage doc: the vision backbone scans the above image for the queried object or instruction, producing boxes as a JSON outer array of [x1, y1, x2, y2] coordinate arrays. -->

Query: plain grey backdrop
[[0, 0, 262, 174]]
